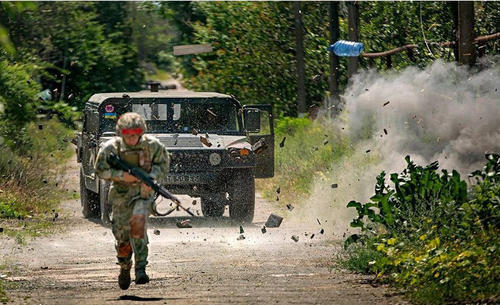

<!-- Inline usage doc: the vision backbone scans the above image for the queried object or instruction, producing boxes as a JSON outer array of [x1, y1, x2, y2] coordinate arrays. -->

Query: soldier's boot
[[135, 267, 150, 285], [118, 263, 132, 290]]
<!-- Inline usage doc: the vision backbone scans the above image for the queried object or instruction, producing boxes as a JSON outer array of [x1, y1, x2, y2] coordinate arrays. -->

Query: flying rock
[[279, 137, 286, 148], [176, 220, 192, 229], [265, 213, 283, 228]]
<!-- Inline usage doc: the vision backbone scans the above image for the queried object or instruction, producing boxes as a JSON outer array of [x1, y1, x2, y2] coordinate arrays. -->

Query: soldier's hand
[[123, 172, 139, 183], [142, 184, 152, 192]]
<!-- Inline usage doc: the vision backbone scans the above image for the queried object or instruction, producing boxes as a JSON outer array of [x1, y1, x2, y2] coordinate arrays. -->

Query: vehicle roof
[[87, 90, 234, 106]]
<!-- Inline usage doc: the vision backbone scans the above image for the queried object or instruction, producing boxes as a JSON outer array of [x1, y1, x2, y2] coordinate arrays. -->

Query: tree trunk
[[328, 2, 340, 116], [457, 1, 475, 66], [347, 1, 360, 78], [294, 2, 306, 117], [449, 2, 460, 61]]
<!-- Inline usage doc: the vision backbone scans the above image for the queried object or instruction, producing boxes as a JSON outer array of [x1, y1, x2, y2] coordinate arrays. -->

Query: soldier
[[94, 112, 169, 290]]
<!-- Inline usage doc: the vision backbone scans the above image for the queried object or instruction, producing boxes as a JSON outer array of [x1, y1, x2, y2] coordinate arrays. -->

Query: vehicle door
[[243, 104, 274, 178], [81, 108, 99, 182]]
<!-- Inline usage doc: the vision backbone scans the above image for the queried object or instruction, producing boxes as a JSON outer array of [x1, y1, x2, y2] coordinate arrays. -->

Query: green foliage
[[0, 60, 39, 129], [1, 2, 145, 110], [344, 155, 500, 304]]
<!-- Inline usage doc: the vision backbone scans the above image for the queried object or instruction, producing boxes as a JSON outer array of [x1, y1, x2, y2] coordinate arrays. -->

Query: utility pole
[[457, 1, 475, 66], [347, 1, 360, 78], [328, 2, 340, 116], [294, 1, 306, 117]]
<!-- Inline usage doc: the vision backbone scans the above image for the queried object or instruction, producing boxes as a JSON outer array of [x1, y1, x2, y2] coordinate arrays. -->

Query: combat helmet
[[116, 112, 147, 137]]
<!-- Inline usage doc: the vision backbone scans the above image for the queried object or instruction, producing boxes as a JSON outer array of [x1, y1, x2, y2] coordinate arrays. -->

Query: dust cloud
[[289, 57, 500, 236]]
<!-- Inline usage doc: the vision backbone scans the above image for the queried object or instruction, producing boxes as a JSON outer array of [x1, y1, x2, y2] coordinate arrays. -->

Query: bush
[[344, 154, 500, 304]]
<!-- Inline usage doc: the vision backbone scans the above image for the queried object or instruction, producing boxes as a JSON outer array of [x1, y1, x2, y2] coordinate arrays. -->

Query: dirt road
[[1, 157, 405, 305]]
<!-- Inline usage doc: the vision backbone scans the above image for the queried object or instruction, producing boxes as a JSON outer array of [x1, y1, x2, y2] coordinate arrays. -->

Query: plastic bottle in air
[[328, 40, 364, 57]]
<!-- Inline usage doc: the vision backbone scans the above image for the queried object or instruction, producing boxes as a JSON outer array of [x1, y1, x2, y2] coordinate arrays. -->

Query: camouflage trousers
[[109, 184, 154, 270]]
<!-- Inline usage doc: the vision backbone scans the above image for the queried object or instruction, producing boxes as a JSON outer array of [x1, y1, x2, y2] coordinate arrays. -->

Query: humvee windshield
[[99, 98, 243, 135]]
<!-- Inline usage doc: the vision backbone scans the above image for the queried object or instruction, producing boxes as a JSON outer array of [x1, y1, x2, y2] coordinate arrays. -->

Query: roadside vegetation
[[342, 154, 500, 304], [0, 120, 74, 241], [256, 116, 351, 204]]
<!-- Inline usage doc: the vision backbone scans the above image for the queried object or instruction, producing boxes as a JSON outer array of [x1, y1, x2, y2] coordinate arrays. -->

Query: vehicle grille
[[168, 151, 216, 173]]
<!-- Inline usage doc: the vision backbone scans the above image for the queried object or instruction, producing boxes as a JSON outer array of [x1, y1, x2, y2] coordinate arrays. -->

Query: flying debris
[[331, 183, 338, 189], [176, 220, 192, 229], [265, 213, 283, 228], [383, 101, 390, 106], [252, 138, 268, 154], [261, 226, 267, 234], [237, 234, 246, 241], [286, 204, 294, 211], [291, 235, 299, 242], [153, 229, 160, 235], [279, 137, 286, 148], [199, 136, 212, 147], [239, 225, 244, 234]]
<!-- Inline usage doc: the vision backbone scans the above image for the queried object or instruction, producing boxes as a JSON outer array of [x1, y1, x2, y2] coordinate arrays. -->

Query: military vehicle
[[76, 85, 274, 224]]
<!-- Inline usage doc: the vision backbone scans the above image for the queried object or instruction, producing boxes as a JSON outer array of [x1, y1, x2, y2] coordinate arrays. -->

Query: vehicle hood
[[153, 133, 251, 150]]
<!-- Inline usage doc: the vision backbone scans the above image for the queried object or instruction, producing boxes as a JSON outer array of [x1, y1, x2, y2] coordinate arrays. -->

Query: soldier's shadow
[[118, 295, 164, 302]]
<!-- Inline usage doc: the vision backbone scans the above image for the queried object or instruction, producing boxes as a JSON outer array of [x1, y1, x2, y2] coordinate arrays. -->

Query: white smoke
[[291, 57, 500, 235], [346, 57, 500, 175]]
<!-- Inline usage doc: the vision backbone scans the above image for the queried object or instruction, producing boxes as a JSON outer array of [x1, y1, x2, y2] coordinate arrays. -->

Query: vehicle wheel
[[229, 169, 255, 223], [80, 168, 99, 218], [99, 180, 112, 226], [201, 194, 225, 217]]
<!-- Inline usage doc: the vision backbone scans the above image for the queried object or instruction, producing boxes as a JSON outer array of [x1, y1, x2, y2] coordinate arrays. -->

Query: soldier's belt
[[114, 181, 142, 187]]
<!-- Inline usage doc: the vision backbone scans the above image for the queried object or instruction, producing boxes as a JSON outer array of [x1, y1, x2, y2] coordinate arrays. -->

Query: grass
[[256, 116, 352, 205], [0, 264, 10, 302], [0, 119, 74, 242]]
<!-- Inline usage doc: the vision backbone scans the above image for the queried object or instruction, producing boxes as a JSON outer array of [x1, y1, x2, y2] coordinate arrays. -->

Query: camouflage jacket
[[94, 135, 169, 185]]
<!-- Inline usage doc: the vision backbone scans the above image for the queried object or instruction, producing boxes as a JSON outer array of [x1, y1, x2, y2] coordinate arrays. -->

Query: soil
[[0, 156, 407, 305]]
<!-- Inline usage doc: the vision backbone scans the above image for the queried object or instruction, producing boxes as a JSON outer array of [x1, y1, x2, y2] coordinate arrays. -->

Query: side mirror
[[243, 108, 260, 133]]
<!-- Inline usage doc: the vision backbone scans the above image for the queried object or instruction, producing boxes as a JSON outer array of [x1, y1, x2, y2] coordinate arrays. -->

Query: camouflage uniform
[[94, 113, 169, 287]]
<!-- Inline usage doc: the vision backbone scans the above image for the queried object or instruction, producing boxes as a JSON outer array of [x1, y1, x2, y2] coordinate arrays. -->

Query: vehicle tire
[[99, 180, 112, 226], [80, 168, 100, 218], [229, 169, 255, 223], [201, 194, 225, 217]]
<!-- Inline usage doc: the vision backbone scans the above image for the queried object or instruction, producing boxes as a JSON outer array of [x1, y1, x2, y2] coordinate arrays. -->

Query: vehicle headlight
[[209, 153, 221, 166]]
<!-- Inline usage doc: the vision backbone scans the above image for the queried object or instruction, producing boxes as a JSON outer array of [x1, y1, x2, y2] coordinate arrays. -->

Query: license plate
[[163, 174, 201, 184]]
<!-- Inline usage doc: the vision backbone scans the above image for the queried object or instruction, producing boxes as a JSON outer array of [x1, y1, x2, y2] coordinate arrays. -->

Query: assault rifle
[[108, 153, 195, 217]]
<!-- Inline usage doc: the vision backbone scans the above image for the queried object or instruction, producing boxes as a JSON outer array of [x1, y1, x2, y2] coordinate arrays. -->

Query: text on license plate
[[164, 175, 201, 183]]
